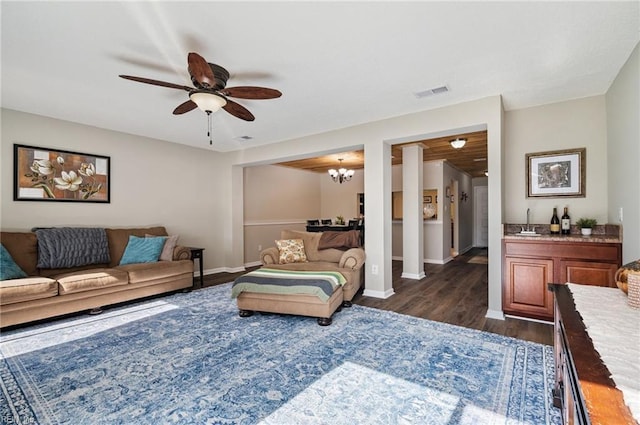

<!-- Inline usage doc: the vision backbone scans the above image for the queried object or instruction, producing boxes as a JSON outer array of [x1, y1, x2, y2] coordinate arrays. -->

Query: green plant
[[576, 218, 597, 228]]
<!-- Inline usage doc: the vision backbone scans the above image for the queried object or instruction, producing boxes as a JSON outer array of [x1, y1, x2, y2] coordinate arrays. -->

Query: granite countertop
[[502, 223, 622, 243]]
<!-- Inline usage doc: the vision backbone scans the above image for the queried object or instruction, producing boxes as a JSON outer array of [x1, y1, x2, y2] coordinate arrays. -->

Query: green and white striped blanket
[[231, 268, 346, 302]]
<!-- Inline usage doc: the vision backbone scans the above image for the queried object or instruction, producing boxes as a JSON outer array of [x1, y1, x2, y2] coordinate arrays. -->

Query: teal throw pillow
[[119, 235, 167, 266], [1, 243, 28, 280]]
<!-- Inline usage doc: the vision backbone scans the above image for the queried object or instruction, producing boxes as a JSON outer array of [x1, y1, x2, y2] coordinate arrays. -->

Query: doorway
[[474, 185, 488, 247], [450, 179, 459, 258]]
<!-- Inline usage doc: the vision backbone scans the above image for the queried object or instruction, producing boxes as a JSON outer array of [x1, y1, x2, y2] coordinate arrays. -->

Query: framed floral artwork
[[13, 144, 110, 203], [526, 148, 585, 198]]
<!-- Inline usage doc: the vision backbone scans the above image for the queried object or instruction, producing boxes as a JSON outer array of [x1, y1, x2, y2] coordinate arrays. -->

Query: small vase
[[580, 228, 592, 236]]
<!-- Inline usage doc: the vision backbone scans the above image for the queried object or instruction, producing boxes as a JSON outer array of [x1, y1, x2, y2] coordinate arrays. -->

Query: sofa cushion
[[0, 277, 58, 305], [280, 230, 344, 263], [146, 234, 179, 261], [106, 227, 167, 266], [1, 244, 27, 280], [119, 236, 167, 265], [55, 268, 129, 295], [0, 231, 38, 276], [275, 239, 308, 264], [116, 260, 193, 284]]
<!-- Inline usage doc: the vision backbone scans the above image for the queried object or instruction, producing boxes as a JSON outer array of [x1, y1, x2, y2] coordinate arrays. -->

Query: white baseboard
[[401, 272, 426, 279], [504, 314, 553, 325], [197, 266, 246, 276], [392, 256, 450, 265], [243, 261, 262, 268], [485, 309, 505, 321], [424, 258, 448, 264], [362, 288, 395, 299]]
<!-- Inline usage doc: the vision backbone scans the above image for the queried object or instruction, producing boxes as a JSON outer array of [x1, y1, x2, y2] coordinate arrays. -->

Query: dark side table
[[188, 247, 204, 289]]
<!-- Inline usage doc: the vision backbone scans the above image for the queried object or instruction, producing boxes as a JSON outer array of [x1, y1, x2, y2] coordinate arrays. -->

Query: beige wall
[[242, 164, 366, 264], [320, 169, 364, 221], [606, 42, 640, 263], [503, 96, 608, 225], [0, 108, 226, 274], [242, 164, 321, 264], [243, 165, 321, 222]]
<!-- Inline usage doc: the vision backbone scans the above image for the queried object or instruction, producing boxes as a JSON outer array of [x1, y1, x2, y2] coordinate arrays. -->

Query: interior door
[[474, 185, 488, 247]]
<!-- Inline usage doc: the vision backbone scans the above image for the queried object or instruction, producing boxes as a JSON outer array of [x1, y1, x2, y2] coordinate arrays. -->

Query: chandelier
[[328, 159, 355, 184]]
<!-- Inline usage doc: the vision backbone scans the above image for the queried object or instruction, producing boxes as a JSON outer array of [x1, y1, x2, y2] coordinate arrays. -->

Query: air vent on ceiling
[[234, 136, 253, 141], [414, 85, 449, 98]]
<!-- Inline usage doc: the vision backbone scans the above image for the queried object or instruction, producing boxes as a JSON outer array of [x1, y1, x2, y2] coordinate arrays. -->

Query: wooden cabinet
[[504, 256, 555, 319], [560, 260, 618, 286], [502, 238, 621, 321]]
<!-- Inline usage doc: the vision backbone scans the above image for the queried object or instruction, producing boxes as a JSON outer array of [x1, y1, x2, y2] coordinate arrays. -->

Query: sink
[[514, 232, 541, 236]]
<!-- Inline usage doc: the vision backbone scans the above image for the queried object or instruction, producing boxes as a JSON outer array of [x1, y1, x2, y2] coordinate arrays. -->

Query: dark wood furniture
[[502, 238, 621, 321], [549, 284, 636, 425], [188, 247, 205, 289], [306, 223, 364, 245]]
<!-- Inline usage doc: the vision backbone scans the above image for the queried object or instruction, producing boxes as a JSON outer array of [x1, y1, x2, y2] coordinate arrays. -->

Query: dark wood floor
[[202, 247, 553, 345]]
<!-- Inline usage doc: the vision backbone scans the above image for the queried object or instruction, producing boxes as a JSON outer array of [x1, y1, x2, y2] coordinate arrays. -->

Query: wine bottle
[[550, 208, 561, 234], [561, 207, 571, 235]]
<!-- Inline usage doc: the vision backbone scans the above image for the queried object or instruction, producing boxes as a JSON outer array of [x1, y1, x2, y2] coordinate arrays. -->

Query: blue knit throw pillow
[[0, 244, 28, 280], [119, 235, 167, 266]]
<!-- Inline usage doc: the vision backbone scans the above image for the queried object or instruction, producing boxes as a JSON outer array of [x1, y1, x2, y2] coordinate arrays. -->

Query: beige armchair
[[260, 229, 365, 304]]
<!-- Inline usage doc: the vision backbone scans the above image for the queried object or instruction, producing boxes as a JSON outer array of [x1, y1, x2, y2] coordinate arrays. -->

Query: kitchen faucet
[[520, 208, 537, 234]]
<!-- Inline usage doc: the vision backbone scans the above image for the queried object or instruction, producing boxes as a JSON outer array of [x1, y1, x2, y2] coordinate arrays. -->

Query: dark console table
[[188, 247, 205, 289], [306, 224, 364, 245], [549, 283, 635, 424], [306, 224, 360, 232]]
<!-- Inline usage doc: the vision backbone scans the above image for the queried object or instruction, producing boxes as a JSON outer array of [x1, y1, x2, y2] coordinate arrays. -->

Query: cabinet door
[[504, 257, 555, 319], [561, 260, 618, 287]]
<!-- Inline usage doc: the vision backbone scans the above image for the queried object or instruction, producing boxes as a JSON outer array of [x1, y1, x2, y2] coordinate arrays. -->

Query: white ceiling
[[2, 2, 638, 152]]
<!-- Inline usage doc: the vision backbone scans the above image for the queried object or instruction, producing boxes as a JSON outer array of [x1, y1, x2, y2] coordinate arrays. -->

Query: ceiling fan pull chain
[[207, 111, 213, 145]]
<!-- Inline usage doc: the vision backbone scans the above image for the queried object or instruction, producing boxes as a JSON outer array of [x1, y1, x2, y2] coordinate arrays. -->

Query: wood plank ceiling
[[277, 130, 488, 177]]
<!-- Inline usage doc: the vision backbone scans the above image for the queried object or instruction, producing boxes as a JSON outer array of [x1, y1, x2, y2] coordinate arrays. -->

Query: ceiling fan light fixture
[[189, 91, 227, 113], [450, 138, 467, 149]]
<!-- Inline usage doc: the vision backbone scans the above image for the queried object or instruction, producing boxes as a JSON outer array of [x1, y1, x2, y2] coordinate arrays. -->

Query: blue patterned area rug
[[1, 283, 561, 425]]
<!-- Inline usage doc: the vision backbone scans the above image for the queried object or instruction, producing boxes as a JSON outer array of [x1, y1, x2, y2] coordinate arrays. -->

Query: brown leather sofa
[[0, 226, 193, 328]]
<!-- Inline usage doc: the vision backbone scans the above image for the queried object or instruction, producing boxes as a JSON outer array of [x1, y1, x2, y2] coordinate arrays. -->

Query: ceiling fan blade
[[119, 75, 192, 91], [222, 86, 282, 99], [188, 52, 216, 88], [223, 99, 255, 121], [173, 100, 198, 115]]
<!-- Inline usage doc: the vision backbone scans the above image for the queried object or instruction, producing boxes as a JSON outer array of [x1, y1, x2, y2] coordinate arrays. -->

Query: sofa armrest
[[260, 247, 280, 265], [173, 245, 191, 261], [339, 248, 366, 270]]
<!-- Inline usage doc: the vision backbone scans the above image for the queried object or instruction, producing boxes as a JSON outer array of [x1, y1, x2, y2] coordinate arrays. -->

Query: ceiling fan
[[119, 52, 281, 143]]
